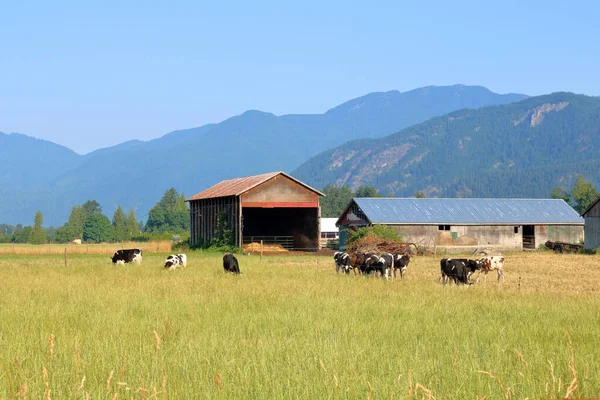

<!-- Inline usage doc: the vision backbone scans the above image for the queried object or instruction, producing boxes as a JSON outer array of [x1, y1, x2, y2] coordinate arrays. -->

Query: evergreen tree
[[112, 206, 127, 242], [83, 214, 113, 243], [571, 175, 599, 213], [82, 200, 103, 217], [145, 189, 189, 234], [354, 185, 384, 198], [551, 187, 571, 203], [126, 208, 139, 239], [321, 185, 354, 218], [30, 210, 47, 244], [67, 205, 86, 238], [415, 191, 426, 198]]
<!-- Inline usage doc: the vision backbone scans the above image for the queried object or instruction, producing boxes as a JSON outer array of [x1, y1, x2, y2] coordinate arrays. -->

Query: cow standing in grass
[[164, 254, 187, 270], [391, 253, 411, 279], [476, 256, 505, 282], [111, 249, 143, 264], [223, 253, 241, 274], [440, 258, 482, 285], [333, 251, 352, 274]]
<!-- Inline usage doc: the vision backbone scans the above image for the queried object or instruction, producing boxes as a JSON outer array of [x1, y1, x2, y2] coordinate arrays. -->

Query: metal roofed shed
[[187, 172, 324, 250], [337, 198, 584, 252]]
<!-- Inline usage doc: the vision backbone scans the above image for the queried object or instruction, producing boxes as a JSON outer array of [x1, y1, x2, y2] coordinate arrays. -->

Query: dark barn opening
[[242, 207, 319, 249], [187, 172, 323, 251]]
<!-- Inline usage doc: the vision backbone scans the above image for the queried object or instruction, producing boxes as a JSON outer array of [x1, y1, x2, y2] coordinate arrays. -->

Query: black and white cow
[[111, 248, 142, 264], [363, 253, 390, 279], [440, 258, 481, 285], [391, 253, 411, 279], [223, 253, 241, 274], [164, 254, 187, 270], [333, 251, 352, 274]]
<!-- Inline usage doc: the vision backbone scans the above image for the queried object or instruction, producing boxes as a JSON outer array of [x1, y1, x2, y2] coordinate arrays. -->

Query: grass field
[[0, 250, 599, 399]]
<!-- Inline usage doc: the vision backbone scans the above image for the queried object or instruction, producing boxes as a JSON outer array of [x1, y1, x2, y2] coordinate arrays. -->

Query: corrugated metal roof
[[352, 198, 584, 225], [186, 171, 324, 201]]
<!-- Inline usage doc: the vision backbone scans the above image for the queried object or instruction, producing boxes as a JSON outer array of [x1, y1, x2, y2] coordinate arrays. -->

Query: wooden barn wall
[[584, 217, 600, 250], [241, 175, 319, 206], [189, 196, 241, 247]]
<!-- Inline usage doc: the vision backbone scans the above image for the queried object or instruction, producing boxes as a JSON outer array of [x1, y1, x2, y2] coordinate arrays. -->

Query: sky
[[1, 0, 598, 154]]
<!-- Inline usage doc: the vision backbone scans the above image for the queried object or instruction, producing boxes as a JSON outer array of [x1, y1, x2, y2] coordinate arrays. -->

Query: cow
[[440, 258, 481, 285], [164, 254, 187, 270], [223, 253, 241, 274], [391, 253, 411, 279], [111, 248, 142, 264], [363, 253, 390, 279], [476, 256, 505, 282], [349, 252, 366, 275], [334, 251, 352, 274]]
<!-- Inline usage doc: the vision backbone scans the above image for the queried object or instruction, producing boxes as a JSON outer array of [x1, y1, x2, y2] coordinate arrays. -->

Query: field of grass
[[0, 250, 599, 398]]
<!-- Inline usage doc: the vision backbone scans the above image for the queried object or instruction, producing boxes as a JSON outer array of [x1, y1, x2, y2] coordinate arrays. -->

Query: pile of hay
[[243, 242, 288, 253], [346, 236, 421, 255]]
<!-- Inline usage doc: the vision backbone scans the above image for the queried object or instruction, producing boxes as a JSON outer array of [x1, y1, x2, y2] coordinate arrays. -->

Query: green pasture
[[0, 251, 599, 398]]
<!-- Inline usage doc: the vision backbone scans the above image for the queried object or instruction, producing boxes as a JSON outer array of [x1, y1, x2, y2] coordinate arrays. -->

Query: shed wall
[[383, 224, 582, 251], [584, 218, 600, 249], [391, 225, 523, 250]]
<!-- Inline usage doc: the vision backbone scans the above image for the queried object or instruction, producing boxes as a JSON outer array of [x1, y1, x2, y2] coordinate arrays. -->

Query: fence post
[[260, 240, 263, 263], [64, 248, 67, 268]]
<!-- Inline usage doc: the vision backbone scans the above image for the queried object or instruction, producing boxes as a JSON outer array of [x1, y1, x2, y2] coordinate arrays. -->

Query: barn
[[337, 198, 584, 252], [581, 197, 600, 250], [187, 172, 324, 250]]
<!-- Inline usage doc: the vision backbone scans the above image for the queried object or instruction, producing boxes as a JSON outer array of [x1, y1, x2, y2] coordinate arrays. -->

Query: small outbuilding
[[319, 218, 340, 248], [581, 197, 600, 250], [337, 198, 584, 252], [187, 172, 324, 250]]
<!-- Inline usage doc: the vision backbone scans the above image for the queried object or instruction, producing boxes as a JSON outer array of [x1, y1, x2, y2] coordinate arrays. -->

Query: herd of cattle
[[110, 248, 241, 274], [334, 251, 505, 284], [110, 248, 504, 284]]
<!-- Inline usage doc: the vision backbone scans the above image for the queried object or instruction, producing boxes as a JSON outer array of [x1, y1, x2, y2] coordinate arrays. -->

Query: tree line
[[0, 188, 189, 244]]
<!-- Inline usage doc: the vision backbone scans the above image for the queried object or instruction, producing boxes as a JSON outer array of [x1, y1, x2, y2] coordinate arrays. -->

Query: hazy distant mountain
[[0, 85, 528, 225], [293, 92, 600, 199]]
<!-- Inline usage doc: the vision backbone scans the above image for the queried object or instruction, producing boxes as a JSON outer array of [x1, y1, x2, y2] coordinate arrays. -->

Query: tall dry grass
[[0, 241, 172, 255], [0, 251, 598, 398]]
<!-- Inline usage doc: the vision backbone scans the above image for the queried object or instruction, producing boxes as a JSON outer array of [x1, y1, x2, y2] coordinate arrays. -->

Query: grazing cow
[[164, 254, 187, 270], [476, 256, 505, 282], [223, 253, 241, 274], [440, 258, 481, 285], [334, 251, 352, 274], [349, 252, 366, 275], [391, 253, 411, 279], [111, 248, 142, 264], [363, 253, 390, 279]]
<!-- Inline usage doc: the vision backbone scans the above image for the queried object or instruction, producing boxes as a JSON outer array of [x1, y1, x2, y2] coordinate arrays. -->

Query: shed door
[[523, 225, 535, 249]]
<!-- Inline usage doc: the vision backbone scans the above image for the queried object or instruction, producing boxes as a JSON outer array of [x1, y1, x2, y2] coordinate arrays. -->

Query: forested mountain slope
[[293, 93, 600, 198]]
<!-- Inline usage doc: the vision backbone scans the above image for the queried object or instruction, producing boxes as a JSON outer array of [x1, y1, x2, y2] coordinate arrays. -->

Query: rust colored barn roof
[[186, 171, 324, 201]]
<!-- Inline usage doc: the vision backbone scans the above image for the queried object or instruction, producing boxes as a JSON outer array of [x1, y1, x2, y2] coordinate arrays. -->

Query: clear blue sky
[[1, 0, 598, 154]]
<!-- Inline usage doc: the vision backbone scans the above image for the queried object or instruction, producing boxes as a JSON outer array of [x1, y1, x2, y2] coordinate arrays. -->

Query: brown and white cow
[[476, 255, 505, 282]]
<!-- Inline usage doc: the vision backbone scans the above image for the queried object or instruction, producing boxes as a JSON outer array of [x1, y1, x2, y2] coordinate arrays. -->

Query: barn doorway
[[242, 207, 319, 250], [522, 225, 535, 249]]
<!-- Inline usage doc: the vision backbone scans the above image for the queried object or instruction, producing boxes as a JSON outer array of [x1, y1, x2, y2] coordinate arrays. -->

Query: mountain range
[[293, 92, 600, 199], [0, 85, 529, 226]]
